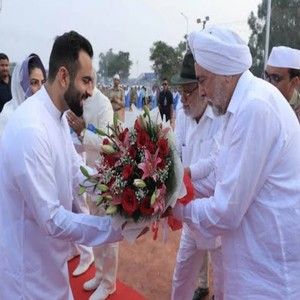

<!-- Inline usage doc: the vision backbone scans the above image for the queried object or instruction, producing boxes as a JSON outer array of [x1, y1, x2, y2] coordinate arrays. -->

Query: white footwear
[[88, 284, 116, 300], [83, 277, 101, 291], [72, 256, 94, 276]]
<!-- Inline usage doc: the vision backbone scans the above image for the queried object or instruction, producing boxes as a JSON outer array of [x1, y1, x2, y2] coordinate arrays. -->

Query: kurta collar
[[226, 70, 254, 115], [39, 86, 63, 120]]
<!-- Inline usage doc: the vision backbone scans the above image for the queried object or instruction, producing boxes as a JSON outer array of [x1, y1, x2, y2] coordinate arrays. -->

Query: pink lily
[[151, 184, 166, 214], [138, 148, 161, 180]]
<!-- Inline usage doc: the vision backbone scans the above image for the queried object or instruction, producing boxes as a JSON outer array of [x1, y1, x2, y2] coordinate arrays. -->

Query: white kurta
[[175, 70, 300, 299], [0, 86, 122, 300], [82, 87, 119, 293], [172, 106, 224, 300], [82, 87, 114, 166]]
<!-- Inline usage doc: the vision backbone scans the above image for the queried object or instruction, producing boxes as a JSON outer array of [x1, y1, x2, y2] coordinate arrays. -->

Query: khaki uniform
[[108, 87, 125, 122]]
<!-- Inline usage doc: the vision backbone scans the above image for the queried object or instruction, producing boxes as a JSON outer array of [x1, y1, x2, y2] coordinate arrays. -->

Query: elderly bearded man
[[171, 52, 224, 300], [173, 26, 300, 300]]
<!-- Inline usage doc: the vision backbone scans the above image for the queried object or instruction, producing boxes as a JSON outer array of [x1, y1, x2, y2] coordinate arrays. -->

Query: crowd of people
[[0, 24, 300, 300]]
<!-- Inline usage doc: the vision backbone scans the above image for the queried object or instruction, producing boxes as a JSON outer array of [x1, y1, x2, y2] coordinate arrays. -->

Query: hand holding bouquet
[[80, 106, 186, 241]]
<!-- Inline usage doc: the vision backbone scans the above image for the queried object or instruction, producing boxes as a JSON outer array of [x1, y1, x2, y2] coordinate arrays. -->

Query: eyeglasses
[[162, 83, 168, 86], [263, 71, 284, 85], [181, 84, 198, 99]]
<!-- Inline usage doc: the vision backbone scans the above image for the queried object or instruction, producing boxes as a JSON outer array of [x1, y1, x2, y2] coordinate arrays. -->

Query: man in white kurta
[[0, 31, 122, 300], [67, 86, 119, 300], [173, 27, 300, 300], [171, 52, 223, 300]]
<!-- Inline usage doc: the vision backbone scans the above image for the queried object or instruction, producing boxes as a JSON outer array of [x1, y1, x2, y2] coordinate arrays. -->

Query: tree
[[149, 40, 186, 82], [98, 49, 132, 83], [248, 0, 300, 76]]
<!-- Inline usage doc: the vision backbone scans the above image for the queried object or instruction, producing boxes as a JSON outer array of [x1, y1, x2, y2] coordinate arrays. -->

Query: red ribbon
[[168, 172, 194, 231]]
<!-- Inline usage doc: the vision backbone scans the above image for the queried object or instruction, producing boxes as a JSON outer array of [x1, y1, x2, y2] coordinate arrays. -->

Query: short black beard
[[64, 82, 83, 117]]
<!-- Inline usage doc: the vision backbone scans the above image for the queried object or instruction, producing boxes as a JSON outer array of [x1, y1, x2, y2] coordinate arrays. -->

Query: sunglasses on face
[[162, 83, 168, 86], [263, 71, 284, 85]]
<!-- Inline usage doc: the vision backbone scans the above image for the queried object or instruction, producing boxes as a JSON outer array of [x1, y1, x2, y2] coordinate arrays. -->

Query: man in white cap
[[171, 52, 224, 300], [264, 46, 300, 121], [173, 26, 300, 299], [108, 74, 125, 121]]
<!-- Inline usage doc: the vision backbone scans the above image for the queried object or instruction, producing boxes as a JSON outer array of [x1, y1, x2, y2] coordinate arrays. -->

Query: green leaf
[[106, 205, 118, 215], [113, 112, 118, 130], [78, 185, 86, 196], [96, 196, 104, 206], [80, 166, 90, 178], [96, 184, 109, 192], [95, 128, 107, 136], [104, 195, 113, 201]]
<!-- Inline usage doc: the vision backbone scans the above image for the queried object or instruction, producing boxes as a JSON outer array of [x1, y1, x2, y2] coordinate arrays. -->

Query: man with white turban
[[264, 46, 300, 121], [173, 26, 300, 299]]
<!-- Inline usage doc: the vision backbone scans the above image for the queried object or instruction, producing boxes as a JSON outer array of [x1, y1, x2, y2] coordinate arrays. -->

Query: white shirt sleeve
[[12, 127, 122, 247], [189, 132, 221, 180], [177, 100, 283, 238], [82, 99, 114, 153], [174, 110, 184, 158]]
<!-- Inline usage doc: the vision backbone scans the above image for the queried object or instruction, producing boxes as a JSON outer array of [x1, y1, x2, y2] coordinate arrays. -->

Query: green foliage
[[98, 49, 133, 81], [248, 0, 300, 76], [149, 40, 186, 82]]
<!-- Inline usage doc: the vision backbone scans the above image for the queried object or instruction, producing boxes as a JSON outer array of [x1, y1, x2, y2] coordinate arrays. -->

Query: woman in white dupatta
[[0, 53, 46, 138]]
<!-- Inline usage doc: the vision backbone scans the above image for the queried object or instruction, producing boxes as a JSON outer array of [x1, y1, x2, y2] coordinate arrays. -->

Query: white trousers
[[88, 195, 119, 290], [172, 224, 223, 300]]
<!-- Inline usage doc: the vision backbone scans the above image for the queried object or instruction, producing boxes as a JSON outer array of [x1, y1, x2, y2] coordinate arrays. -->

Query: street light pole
[[197, 16, 210, 30], [264, 0, 272, 69], [180, 12, 189, 51]]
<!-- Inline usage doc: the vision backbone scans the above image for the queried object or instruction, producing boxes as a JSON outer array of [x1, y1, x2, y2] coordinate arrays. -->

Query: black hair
[[162, 78, 168, 82], [0, 53, 9, 61], [289, 68, 300, 79], [47, 31, 93, 83]]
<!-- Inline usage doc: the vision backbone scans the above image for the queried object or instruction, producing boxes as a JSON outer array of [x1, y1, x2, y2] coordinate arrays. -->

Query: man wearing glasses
[[158, 78, 174, 124], [171, 52, 224, 300], [173, 27, 300, 300], [264, 46, 300, 121]]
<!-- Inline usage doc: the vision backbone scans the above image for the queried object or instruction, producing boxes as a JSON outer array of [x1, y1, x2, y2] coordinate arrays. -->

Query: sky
[[0, 0, 262, 78]]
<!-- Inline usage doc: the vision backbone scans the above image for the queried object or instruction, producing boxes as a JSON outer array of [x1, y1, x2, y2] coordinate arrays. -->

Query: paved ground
[[117, 226, 214, 300]]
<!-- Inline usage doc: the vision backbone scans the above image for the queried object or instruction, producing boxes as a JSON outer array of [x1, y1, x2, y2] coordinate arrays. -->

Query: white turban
[[267, 46, 300, 69], [188, 26, 252, 75]]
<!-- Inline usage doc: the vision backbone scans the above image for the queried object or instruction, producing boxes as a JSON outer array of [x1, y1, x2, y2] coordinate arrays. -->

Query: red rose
[[140, 197, 154, 216], [147, 142, 156, 154], [121, 187, 138, 216], [158, 139, 169, 156], [128, 145, 137, 159], [122, 164, 134, 180], [103, 138, 110, 145], [106, 177, 115, 188], [104, 155, 117, 168], [137, 130, 150, 148], [118, 128, 129, 143]]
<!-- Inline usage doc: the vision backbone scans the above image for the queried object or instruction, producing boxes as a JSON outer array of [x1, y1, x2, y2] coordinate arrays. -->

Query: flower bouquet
[[80, 106, 186, 242]]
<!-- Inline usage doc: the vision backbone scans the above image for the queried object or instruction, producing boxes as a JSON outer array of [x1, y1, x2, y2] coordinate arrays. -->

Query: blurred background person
[[264, 46, 300, 121], [0, 53, 46, 138], [108, 74, 125, 121], [158, 78, 174, 124], [0, 53, 12, 112]]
